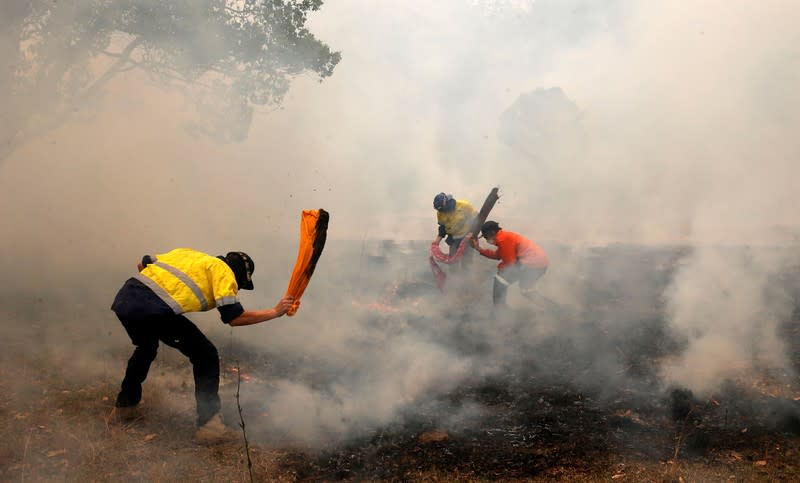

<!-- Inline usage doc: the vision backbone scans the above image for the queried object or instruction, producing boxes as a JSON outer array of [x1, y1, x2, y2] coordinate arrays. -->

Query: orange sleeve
[[285, 209, 329, 316]]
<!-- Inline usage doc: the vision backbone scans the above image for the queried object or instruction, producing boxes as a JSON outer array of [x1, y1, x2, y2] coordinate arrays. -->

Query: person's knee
[[134, 343, 158, 362], [192, 339, 219, 367]]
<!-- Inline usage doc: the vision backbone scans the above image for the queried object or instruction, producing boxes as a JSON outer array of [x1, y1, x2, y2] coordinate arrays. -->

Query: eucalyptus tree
[[0, 0, 341, 161]]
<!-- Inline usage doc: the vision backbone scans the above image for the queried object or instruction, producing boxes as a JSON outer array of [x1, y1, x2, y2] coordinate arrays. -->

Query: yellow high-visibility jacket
[[437, 199, 477, 238], [134, 248, 239, 314]]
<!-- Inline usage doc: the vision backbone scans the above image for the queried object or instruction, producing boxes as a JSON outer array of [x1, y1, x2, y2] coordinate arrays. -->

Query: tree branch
[[0, 35, 144, 164], [81, 36, 144, 96]]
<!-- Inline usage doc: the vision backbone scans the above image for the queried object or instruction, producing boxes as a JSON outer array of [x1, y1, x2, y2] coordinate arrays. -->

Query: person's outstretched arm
[[229, 296, 294, 327], [469, 235, 497, 259]]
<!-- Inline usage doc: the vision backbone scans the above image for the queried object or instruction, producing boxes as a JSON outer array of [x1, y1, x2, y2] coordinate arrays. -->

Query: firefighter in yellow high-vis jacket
[[432, 192, 477, 266], [110, 248, 293, 443]]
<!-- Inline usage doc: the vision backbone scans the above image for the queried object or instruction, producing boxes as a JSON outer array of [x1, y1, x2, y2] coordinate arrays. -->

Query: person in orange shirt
[[469, 220, 549, 306]]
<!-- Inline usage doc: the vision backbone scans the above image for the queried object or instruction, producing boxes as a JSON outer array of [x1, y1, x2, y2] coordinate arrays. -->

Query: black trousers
[[493, 265, 548, 305], [115, 312, 221, 425]]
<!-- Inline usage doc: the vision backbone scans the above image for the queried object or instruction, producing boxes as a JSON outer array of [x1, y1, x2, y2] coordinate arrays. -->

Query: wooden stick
[[470, 187, 501, 238], [235, 360, 254, 483]]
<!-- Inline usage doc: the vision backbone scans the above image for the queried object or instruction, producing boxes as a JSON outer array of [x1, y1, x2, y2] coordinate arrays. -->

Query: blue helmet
[[433, 192, 453, 211]]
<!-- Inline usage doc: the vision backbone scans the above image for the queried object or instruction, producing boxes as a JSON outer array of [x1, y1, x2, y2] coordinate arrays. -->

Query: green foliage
[[1, 0, 341, 156]]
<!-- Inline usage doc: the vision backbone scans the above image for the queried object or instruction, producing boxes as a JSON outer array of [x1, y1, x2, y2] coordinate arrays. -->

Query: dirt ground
[[2, 334, 799, 482], [2, 244, 800, 482]]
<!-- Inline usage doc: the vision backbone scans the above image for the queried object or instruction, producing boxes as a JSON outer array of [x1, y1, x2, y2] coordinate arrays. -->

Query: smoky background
[[1, 0, 799, 447]]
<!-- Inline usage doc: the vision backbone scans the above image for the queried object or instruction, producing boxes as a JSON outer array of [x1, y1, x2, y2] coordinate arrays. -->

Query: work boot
[[194, 413, 237, 444], [109, 405, 141, 424]]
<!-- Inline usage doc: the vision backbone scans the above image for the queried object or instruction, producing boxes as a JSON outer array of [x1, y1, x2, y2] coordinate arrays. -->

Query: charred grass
[[2, 320, 799, 482], [4, 337, 798, 482], [2, 245, 800, 482]]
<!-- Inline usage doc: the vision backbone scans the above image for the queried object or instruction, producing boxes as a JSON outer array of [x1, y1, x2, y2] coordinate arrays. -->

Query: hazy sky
[[3, 0, 798, 250]]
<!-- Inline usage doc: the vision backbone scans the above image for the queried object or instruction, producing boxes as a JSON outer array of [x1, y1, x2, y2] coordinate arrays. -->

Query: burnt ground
[[230, 266, 800, 481], [263, 348, 800, 482], [2, 243, 800, 482]]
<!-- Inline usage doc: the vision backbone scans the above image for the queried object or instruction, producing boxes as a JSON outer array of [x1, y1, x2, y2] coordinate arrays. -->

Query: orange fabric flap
[[285, 209, 329, 316]]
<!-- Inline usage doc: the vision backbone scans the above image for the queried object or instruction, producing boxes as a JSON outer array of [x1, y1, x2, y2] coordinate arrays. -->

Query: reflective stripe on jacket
[[478, 230, 549, 271], [134, 248, 239, 314], [437, 199, 477, 238]]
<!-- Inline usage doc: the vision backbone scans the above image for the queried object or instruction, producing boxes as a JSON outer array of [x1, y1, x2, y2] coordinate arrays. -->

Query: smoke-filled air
[[2, 0, 799, 480]]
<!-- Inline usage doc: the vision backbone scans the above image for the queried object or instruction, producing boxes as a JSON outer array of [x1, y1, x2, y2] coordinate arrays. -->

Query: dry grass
[[2, 351, 799, 482], [0, 350, 293, 482]]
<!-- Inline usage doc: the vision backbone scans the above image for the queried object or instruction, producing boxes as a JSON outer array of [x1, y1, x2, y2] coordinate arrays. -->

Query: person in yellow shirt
[[110, 248, 293, 443], [432, 192, 478, 266]]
